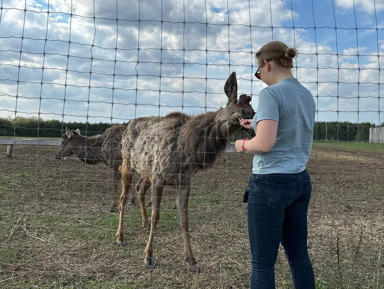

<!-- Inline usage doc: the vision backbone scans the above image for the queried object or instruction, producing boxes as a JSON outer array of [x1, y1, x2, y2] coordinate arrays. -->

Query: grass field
[[0, 142, 383, 288], [313, 141, 384, 153]]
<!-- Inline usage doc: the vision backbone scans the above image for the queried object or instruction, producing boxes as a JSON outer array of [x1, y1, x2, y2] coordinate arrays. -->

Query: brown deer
[[116, 72, 254, 272], [55, 125, 139, 211]]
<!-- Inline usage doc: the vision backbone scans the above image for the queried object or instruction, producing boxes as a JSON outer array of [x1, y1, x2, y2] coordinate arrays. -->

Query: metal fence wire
[[0, 0, 383, 127], [0, 1, 383, 289]]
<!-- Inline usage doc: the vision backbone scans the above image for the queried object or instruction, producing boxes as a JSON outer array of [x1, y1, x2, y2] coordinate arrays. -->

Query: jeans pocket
[[248, 176, 269, 205], [266, 181, 297, 208]]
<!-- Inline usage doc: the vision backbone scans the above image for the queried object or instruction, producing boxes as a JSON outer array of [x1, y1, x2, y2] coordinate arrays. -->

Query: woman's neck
[[270, 70, 294, 85]]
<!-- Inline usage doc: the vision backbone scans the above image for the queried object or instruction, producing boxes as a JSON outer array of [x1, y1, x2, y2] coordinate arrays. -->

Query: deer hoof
[[186, 256, 200, 273], [109, 206, 118, 213], [190, 264, 201, 273], [128, 198, 136, 206], [117, 239, 127, 246], [142, 222, 150, 230], [116, 233, 126, 246], [144, 257, 155, 269]]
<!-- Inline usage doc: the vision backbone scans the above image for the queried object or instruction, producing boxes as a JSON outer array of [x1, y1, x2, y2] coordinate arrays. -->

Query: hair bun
[[256, 41, 298, 69], [285, 48, 298, 59]]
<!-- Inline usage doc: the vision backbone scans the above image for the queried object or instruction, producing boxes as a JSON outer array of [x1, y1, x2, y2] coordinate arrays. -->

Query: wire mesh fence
[[1, 0, 383, 126], [0, 0, 383, 288]]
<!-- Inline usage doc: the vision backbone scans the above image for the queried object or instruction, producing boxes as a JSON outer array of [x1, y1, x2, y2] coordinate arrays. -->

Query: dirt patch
[[0, 144, 383, 288]]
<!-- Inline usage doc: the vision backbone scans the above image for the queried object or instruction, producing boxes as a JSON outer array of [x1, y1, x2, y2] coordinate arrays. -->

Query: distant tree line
[[313, 122, 374, 142], [0, 117, 381, 142], [232, 121, 377, 142], [0, 117, 122, 138]]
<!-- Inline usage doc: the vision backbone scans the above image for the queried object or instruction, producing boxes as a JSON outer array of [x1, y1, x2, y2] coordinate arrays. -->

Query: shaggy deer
[[116, 72, 254, 272], [56, 125, 132, 211]]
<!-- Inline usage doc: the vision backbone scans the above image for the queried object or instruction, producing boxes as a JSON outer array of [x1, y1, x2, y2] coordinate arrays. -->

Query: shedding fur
[[116, 72, 254, 271]]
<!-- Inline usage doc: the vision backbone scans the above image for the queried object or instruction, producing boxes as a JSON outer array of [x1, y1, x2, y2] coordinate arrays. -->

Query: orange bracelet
[[242, 138, 248, 152]]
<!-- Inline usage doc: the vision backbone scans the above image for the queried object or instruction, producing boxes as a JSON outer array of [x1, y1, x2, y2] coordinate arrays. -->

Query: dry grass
[[0, 144, 383, 288]]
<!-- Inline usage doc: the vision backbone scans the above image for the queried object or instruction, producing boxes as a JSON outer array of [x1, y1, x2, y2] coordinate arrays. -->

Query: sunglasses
[[254, 59, 272, 80]]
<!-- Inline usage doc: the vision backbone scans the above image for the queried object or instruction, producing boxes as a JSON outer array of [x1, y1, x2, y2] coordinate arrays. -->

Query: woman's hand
[[235, 120, 278, 154], [239, 119, 253, 130], [235, 139, 247, 153]]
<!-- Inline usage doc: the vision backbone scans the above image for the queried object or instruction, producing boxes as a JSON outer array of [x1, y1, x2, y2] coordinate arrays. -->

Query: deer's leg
[[178, 186, 200, 273], [116, 158, 133, 246], [144, 184, 163, 268], [128, 169, 136, 206], [135, 177, 151, 230], [109, 168, 120, 212]]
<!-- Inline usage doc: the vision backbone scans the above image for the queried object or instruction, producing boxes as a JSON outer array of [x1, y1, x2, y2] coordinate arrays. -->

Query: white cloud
[[335, 0, 384, 14], [0, 0, 383, 124]]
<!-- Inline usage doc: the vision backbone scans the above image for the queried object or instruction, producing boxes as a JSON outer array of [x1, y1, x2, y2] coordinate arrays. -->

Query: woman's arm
[[235, 119, 278, 154]]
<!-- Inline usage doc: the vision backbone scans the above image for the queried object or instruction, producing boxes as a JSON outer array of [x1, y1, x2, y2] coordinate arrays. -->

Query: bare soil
[[0, 144, 383, 288]]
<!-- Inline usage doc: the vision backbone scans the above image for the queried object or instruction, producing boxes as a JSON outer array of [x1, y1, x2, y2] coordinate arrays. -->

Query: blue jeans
[[247, 169, 315, 289]]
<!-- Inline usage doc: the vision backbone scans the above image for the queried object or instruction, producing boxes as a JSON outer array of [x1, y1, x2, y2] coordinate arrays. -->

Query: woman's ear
[[266, 60, 272, 72]]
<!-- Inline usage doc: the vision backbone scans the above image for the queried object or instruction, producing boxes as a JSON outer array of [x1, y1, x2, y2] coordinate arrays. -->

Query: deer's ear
[[65, 127, 73, 138], [75, 129, 81, 135], [239, 94, 252, 104], [224, 71, 238, 104]]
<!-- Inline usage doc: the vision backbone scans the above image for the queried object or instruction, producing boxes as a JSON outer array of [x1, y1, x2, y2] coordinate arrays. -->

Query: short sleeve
[[256, 88, 280, 123]]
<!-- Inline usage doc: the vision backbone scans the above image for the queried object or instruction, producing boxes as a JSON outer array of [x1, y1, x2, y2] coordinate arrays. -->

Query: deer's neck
[[77, 135, 104, 165], [180, 109, 231, 170]]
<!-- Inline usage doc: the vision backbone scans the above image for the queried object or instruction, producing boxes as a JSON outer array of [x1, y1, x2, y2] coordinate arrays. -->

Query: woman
[[235, 41, 316, 289]]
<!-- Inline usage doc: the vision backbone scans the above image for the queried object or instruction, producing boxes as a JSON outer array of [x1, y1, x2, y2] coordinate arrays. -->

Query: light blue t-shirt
[[252, 78, 316, 174]]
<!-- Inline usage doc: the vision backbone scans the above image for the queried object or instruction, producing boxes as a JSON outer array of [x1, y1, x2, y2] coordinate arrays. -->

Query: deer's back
[[122, 113, 190, 180]]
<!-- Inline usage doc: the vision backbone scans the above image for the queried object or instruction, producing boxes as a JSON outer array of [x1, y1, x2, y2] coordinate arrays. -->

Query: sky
[[0, 0, 383, 125]]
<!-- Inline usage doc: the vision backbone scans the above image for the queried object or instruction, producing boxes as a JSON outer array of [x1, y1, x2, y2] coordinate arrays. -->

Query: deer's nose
[[242, 108, 254, 118]]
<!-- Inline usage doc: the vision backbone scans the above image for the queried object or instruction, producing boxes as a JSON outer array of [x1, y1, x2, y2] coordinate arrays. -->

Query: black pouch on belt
[[242, 188, 249, 203]]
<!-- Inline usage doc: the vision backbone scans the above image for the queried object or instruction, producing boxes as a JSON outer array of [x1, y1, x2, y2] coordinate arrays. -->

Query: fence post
[[6, 144, 13, 158]]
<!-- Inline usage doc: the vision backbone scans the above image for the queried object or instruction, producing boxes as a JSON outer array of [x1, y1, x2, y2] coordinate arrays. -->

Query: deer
[[55, 125, 148, 212], [116, 71, 254, 272]]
